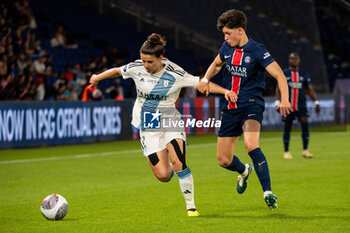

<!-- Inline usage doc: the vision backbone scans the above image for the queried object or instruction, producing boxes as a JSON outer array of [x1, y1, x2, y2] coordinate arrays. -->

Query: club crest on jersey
[[163, 80, 169, 87], [300, 76, 304, 81], [244, 56, 251, 63]]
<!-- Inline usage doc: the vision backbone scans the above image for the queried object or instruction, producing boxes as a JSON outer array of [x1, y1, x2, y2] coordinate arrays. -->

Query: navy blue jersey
[[283, 68, 310, 111], [219, 38, 275, 110]]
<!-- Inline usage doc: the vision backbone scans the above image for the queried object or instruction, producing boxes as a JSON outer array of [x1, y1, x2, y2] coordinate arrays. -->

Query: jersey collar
[[234, 37, 253, 51]]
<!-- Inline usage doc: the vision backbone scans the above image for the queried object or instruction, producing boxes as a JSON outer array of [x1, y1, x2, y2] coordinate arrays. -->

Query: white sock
[[264, 191, 272, 198], [177, 168, 195, 210], [241, 164, 249, 176]]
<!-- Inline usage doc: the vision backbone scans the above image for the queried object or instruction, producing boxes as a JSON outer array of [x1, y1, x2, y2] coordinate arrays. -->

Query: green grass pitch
[[1, 127, 349, 233]]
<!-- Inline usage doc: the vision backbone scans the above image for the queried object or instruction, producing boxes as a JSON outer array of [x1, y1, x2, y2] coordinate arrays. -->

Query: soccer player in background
[[197, 9, 292, 209], [89, 33, 237, 216], [276, 52, 320, 159]]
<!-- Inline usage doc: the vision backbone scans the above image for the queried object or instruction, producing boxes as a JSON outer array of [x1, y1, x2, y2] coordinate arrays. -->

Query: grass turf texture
[[1, 126, 349, 233]]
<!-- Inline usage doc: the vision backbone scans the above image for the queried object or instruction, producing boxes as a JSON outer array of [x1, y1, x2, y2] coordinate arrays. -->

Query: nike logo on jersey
[[224, 55, 231, 59], [248, 114, 256, 117]]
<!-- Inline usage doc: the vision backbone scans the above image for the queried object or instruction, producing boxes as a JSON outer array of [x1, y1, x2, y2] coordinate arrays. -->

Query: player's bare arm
[[306, 85, 320, 115], [275, 85, 281, 102], [207, 82, 238, 103], [266, 61, 293, 117], [197, 55, 225, 95], [89, 67, 122, 87]]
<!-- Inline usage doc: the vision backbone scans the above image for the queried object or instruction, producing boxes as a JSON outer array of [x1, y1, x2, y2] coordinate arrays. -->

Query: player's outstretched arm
[[266, 61, 293, 117], [197, 55, 225, 96], [275, 85, 281, 102], [89, 67, 122, 87], [207, 82, 238, 103]]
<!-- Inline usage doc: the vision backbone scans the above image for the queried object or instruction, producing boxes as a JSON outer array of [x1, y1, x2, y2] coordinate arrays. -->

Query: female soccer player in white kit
[[89, 33, 236, 216]]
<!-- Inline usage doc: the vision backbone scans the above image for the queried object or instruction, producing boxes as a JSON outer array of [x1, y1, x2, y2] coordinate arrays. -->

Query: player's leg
[[299, 116, 312, 158], [140, 130, 175, 182], [217, 110, 252, 194], [217, 136, 252, 194], [283, 118, 294, 159], [167, 138, 199, 217], [147, 149, 174, 182], [242, 119, 277, 209]]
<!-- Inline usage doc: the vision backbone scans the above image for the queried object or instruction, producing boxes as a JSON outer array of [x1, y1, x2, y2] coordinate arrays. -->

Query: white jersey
[[121, 58, 199, 129]]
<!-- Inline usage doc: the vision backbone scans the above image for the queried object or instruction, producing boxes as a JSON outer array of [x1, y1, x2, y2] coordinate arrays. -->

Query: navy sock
[[248, 148, 271, 191], [283, 125, 292, 152], [224, 156, 245, 174], [301, 122, 309, 150]]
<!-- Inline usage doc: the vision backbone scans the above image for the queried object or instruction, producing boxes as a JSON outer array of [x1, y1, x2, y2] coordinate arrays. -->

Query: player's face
[[222, 27, 242, 47], [140, 53, 163, 74], [289, 53, 300, 68]]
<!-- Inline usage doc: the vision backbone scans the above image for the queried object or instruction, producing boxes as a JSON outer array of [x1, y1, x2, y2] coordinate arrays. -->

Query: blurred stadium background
[[0, 0, 349, 148]]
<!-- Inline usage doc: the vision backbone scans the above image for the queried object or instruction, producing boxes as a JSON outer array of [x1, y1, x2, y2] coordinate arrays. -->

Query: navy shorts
[[218, 104, 264, 137], [282, 108, 309, 123]]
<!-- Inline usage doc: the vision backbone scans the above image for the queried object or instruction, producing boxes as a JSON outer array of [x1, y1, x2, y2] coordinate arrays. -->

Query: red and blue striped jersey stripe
[[219, 38, 275, 110]]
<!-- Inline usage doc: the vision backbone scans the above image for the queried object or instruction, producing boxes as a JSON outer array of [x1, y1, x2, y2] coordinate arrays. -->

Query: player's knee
[[245, 143, 259, 153], [217, 155, 231, 167], [155, 170, 171, 182], [157, 176, 171, 182]]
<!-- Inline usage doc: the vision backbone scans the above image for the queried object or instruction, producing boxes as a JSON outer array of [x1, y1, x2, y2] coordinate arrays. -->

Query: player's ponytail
[[140, 33, 166, 58]]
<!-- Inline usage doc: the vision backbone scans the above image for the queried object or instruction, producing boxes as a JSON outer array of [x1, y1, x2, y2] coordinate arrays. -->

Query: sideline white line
[[0, 149, 141, 165], [0, 131, 348, 165]]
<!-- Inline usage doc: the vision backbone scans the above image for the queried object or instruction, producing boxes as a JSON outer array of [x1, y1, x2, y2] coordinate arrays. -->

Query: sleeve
[[165, 59, 200, 87], [180, 72, 200, 88], [257, 44, 275, 68], [120, 61, 142, 79], [218, 42, 226, 61]]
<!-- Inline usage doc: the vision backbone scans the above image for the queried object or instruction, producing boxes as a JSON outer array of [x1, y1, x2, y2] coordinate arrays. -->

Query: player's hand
[[196, 81, 209, 96], [224, 90, 238, 103], [315, 103, 320, 115], [275, 100, 293, 117], [89, 74, 99, 88]]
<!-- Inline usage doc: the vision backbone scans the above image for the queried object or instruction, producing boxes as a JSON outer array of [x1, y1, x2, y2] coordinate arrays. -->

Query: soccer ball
[[40, 194, 68, 220]]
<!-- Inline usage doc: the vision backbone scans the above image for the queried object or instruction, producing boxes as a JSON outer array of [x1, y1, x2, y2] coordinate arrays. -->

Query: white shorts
[[139, 130, 187, 156]]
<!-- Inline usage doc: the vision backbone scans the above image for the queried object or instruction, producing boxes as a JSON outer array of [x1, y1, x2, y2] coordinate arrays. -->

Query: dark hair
[[140, 33, 166, 58], [217, 9, 247, 31]]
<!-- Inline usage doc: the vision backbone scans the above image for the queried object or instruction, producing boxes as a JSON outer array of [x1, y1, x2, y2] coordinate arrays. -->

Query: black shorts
[[218, 105, 264, 137]]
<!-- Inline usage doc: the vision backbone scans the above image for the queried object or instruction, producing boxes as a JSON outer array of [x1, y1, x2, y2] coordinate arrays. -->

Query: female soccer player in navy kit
[[197, 9, 293, 209], [276, 52, 320, 159]]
